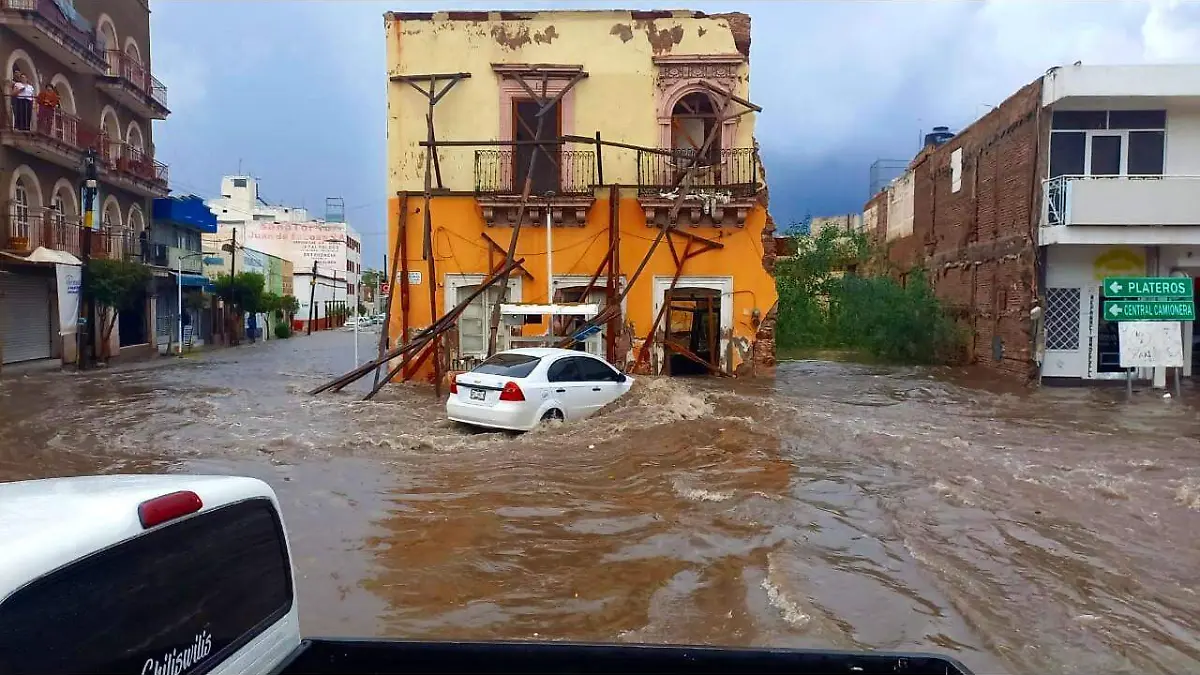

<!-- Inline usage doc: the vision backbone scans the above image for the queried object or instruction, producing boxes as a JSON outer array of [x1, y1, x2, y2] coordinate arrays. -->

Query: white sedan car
[[446, 348, 634, 432]]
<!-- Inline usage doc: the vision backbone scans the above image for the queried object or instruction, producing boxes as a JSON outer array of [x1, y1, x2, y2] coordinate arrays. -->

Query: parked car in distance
[[446, 348, 634, 432]]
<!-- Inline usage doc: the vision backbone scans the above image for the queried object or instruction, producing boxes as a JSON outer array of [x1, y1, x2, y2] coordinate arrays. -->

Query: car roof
[[500, 347, 600, 359], [0, 474, 276, 601]]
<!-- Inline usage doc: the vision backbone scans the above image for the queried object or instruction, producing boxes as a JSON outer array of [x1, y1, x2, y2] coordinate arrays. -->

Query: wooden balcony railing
[[106, 50, 168, 108]]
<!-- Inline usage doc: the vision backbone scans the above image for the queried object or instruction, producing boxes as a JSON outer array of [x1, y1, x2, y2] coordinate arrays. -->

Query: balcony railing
[[118, 144, 169, 184], [2, 208, 83, 255], [0, 0, 108, 70], [2, 97, 86, 150], [474, 149, 595, 196], [105, 50, 168, 108], [1043, 174, 1200, 227], [637, 147, 759, 198]]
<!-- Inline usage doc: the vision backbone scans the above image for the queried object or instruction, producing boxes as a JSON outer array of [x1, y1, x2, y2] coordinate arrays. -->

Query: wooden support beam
[[605, 182, 620, 362], [431, 74, 468, 106], [651, 225, 724, 250], [390, 72, 473, 82], [535, 71, 587, 117], [312, 256, 526, 396], [373, 193, 407, 390], [663, 338, 733, 378], [481, 232, 534, 279], [698, 79, 763, 113]]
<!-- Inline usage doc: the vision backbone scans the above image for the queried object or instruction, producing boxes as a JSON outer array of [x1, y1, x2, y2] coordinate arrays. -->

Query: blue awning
[[153, 195, 217, 234], [177, 273, 213, 291]]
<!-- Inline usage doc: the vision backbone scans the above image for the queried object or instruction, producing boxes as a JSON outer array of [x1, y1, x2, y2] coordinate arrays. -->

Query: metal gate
[[0, 271, 52, 364]]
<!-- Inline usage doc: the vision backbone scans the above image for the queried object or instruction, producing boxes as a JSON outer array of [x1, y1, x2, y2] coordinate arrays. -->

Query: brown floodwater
[[1, 330, 1199, 675]]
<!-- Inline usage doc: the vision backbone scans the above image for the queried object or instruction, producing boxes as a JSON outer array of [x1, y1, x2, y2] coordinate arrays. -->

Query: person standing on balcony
[[36, 81, 60, 137], [9, 71, 34, 131]]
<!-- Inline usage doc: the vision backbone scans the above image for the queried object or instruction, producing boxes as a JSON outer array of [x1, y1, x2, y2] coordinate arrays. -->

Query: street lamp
[[176, 250, 205, 355]]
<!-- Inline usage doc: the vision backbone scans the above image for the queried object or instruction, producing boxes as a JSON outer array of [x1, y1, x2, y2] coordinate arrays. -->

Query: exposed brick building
[[867, 64, 1200, 384]]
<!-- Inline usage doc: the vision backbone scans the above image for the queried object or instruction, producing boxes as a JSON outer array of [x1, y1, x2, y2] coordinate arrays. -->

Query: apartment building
[[0, 0, 169, 365], [866, 63, 1200, 384], [385, 9, 776, 379], [205, 175, 362, 310]]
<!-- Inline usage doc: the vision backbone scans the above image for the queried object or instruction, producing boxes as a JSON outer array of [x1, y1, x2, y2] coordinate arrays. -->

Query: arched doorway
[[6, 50, 38, 133], [48, 75, 79, 145], [7, 167, 43, 250], [49, 178, 79, 253], [670, 92, 720, 160], [97, 15, 120, 75], [100, 106, 121, 166], [101, 195, 122, 258]]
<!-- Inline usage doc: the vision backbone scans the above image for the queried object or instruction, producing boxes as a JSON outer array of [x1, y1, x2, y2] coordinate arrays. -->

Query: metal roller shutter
[[0, 271, 52, 364]]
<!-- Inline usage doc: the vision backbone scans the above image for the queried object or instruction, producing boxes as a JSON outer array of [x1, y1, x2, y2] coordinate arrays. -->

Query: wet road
[[2, 330, 1199, 675]]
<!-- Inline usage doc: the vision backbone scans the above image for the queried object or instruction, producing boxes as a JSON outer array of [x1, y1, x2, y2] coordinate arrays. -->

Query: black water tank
[[924, 126, 955, 147]]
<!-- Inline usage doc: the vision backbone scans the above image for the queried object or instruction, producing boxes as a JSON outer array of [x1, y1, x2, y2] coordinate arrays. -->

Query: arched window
[[671, 91, 720, 161]]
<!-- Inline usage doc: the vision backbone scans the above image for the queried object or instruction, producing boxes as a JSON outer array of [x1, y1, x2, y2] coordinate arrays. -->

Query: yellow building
[[384, 9, 777, 381]]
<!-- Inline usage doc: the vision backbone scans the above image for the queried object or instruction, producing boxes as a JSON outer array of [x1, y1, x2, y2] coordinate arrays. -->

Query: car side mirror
[[616, 372, 627, 383]]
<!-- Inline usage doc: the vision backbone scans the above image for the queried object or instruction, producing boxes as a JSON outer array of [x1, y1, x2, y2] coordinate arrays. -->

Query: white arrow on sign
[[1110, 304, 1124, 315], [1108, 281, 1123, 294]]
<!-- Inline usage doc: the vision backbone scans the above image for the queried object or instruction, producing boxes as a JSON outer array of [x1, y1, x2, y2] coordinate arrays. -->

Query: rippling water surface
[[2, 331, 1198, 675]]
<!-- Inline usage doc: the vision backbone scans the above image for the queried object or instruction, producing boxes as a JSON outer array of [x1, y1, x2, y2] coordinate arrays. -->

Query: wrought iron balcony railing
[[474, 149, 595, 196], [636, 147, 759, 198]]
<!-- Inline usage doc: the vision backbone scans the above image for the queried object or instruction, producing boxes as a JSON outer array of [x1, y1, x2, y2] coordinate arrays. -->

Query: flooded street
[[2, 330, 1199, 675]]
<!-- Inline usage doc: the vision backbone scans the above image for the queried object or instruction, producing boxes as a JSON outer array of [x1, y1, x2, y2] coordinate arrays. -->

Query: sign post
[[1103, 276, 1194, 399]]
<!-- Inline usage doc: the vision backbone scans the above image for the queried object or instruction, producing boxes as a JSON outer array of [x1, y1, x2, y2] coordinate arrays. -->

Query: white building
[[204, 176, 362, 311], [1038, 64, 1200, 382]]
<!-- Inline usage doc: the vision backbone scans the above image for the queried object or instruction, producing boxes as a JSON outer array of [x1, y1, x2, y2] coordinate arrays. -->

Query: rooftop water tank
[[924, 126, 955, 147]]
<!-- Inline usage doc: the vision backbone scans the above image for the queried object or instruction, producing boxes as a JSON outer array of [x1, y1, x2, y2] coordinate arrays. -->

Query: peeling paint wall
[[384, 9, 776, 378], [385, 9, 757, 191]]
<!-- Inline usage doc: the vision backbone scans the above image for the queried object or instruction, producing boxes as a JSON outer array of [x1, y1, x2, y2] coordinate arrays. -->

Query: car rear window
[[0, 498, 293, 675], [472, 353, 541, 378]]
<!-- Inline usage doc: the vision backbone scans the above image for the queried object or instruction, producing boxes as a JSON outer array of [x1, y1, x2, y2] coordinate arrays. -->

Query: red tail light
[[138, 491, 203, 529], [450, 378, 458, 394], [499, 381, 525, 401]]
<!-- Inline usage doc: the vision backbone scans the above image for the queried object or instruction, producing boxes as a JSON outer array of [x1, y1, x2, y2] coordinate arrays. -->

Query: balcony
[[636, 147, 760, 228], [474, 149, 596, 228], [147, 244, 203, 273], [1, 208, 82, 256], [0, 99, 96, 170], [98, 139, 169, 198], [0, 0, 108, 74], [98, 50, 169, 119], [92, 227, 140, 261], [1041, 174, 1200, 245]]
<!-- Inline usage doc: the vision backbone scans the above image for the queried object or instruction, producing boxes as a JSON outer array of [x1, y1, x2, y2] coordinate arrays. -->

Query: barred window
[[1045, 287, 1081, 351]]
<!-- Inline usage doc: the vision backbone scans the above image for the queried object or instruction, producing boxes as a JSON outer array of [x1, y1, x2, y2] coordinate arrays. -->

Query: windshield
[[471, 353, 541, 378]]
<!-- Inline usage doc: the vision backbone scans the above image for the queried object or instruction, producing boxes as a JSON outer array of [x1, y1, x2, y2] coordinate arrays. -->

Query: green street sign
[[1103, 277, 1193, 299], [1103, 300, 1195, 322]]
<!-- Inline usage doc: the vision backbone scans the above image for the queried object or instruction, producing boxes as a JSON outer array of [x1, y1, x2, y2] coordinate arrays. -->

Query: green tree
[[774, 227, 962, 364], [213, 272, 267, 314], [360, 268, 383, 289], [279, 294, 300, 320], [86, 258, 151, 359]]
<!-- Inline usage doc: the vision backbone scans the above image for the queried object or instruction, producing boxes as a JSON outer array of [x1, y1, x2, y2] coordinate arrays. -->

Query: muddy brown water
[[2, 330, 1199, 675]]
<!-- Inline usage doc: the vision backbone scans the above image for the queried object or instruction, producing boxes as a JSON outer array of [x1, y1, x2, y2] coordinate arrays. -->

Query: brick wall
[[882, 77, 1047, 379]]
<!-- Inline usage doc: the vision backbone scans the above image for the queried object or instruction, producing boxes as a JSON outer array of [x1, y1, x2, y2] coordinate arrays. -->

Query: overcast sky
[[149, 0, 1200, 266]]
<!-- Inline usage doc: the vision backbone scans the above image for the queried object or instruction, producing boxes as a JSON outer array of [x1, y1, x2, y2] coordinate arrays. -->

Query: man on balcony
[[36, 81, 60, 137], [9, 71, 34, 131]]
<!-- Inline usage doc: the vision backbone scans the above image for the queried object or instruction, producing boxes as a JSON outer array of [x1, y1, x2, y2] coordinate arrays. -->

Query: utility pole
[[229, 227, 238, 346], [307, 259, 318, 335], [77, 148, 98, 369]]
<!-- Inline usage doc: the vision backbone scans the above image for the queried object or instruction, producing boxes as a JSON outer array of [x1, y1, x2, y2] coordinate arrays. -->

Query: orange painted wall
[[385, 192, 776, 380]]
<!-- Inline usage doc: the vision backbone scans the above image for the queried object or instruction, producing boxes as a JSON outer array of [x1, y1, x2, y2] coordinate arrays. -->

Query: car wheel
[[540, 409, 564, 424]]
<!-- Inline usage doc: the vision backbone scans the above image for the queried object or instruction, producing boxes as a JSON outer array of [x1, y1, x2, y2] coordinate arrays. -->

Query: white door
[[572, 356, 623, 414], [1041, 286, 1087, 378], [544, 356, 590, 419], [455, 285, 504, 359], [0, 271, 53, 364]]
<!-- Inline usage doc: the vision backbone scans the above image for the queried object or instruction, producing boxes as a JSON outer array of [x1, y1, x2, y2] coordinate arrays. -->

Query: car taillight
[[499, 381, 525, 401], [450, 378, 458, 394], [138, 491, 203, 529]]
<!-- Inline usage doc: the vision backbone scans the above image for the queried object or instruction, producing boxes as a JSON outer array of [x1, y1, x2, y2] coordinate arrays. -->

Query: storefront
[[1042, 244, 1196, 382]]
